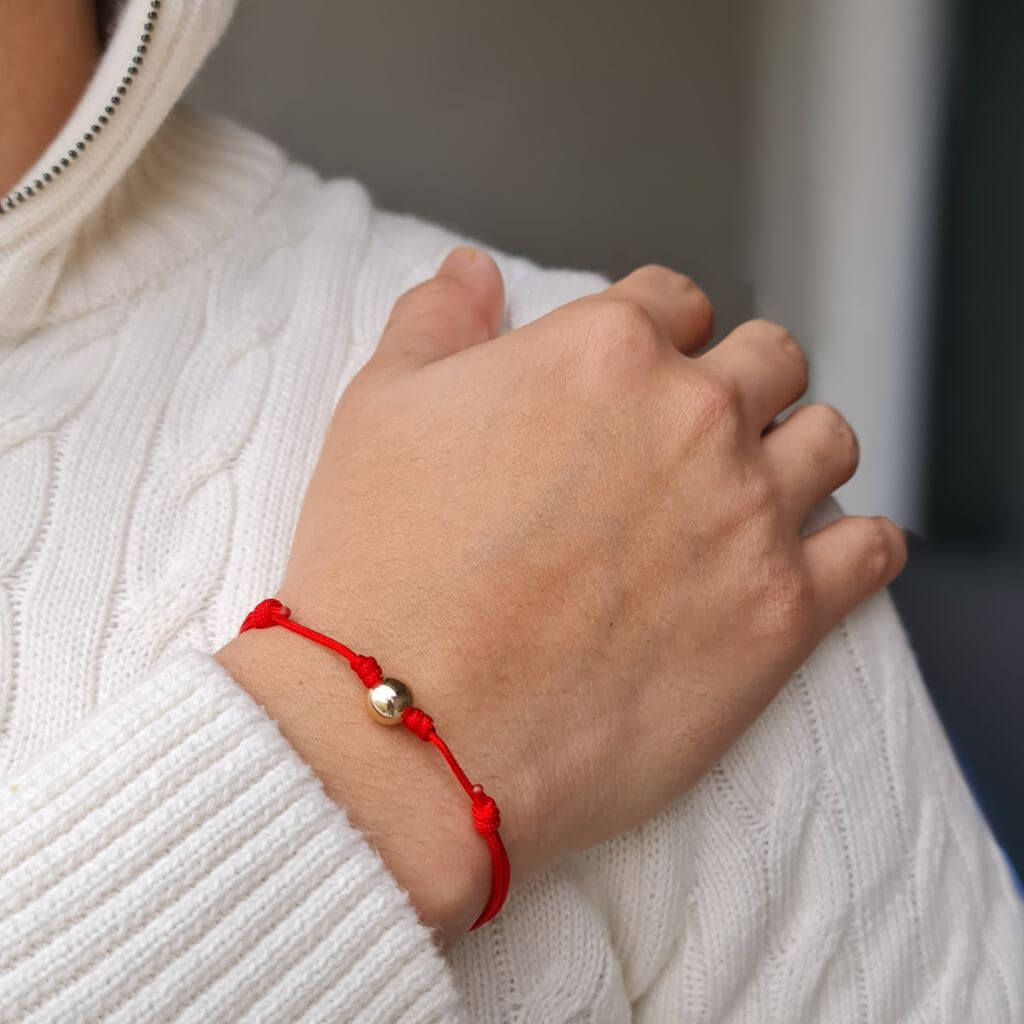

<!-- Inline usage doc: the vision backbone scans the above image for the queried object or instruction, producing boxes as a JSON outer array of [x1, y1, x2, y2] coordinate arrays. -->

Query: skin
[[0, 0, 100, 196], [11, 6, 907, 946]]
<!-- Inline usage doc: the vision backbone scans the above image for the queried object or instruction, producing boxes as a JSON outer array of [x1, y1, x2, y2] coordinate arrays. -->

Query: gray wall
[[187, 0, 756, 331]]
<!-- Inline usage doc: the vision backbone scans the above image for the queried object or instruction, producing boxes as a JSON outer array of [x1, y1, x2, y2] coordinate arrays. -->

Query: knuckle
[[747, 318, 808, 378], [860, 516, 895, 578], [744, 317, 789, 339], [811, 403, 859, 466], [578, 297, 662, 367], [749, 319, 802, 364], [689, 369, 742, 432], [690, 287, 716, 342], [563, 298, 663, 392], [595, 296, 660, 340], [623, 265, 714, 344], [776, 332, 808, 387]]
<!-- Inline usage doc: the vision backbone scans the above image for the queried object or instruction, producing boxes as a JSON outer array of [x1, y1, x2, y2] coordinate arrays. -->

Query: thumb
[[370, 246, 505, 374]]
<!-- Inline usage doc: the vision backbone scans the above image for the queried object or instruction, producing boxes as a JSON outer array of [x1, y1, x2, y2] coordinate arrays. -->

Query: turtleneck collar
[[0, 0, 286, 339]]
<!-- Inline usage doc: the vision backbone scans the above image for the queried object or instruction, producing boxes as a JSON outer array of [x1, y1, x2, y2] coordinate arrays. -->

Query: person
[[0, 1, 1020, 1021]]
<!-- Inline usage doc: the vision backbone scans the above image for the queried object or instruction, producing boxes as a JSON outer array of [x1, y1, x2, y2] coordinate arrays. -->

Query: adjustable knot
[[240, 599, 289, 632], [402, 706, 435, 740], [471, 789, 500, 835], [349, 653, 383, 687]]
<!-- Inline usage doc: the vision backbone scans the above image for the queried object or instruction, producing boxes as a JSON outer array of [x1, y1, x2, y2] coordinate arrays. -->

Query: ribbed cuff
[[0, 649, 462, 1023]]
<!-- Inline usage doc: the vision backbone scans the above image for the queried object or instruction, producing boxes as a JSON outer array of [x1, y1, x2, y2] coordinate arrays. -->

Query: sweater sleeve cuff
[[0, 649, 463, 1023]]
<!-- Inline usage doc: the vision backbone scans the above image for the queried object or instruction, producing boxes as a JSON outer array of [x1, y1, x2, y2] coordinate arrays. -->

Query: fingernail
[[439, 246, 480, 274]]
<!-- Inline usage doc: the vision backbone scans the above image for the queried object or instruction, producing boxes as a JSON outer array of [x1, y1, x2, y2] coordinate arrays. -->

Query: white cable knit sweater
[[1, 2, 1021, 1021]]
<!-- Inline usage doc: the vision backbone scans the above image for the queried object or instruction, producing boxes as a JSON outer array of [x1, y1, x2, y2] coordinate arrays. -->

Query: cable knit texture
[[0, 1, 1021, 1021]]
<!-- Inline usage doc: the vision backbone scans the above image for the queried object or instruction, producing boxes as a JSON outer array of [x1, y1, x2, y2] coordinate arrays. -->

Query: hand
[[217, 248, 906, 942]]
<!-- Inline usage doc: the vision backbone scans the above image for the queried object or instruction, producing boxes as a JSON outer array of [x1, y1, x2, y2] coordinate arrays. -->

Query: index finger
[[603, 265, 715, 354]]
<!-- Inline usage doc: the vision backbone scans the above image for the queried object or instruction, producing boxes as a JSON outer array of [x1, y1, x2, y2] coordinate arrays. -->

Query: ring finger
[[762, 402, 860, 524]]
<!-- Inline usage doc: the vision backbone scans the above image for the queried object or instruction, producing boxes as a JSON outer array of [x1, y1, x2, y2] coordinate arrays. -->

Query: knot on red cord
[[348, 654, 382, 687], [471, 789, 501, 835], [402, 706, 435, 740], [240, 599, 289, 632]]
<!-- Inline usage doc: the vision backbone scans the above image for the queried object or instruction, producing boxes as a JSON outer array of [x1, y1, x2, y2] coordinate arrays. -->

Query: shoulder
[[184, 107, 609, 350]]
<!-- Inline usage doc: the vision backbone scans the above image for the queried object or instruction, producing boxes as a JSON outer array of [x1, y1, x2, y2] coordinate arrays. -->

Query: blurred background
[[188, 0, 1022, 874]]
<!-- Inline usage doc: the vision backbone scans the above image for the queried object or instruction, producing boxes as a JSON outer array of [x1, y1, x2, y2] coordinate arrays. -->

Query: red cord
[[238, 598, 510, 930]]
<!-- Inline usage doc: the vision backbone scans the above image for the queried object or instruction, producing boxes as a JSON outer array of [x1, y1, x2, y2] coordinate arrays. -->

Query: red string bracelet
[[237, 598, 510, 930]]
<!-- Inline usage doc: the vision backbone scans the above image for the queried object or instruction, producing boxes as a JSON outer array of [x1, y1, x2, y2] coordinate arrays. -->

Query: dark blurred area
[[890, 0, 1023, 878]]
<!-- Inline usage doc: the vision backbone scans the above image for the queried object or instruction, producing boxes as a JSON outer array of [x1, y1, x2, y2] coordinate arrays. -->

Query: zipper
[[0, 0, 162, 216]]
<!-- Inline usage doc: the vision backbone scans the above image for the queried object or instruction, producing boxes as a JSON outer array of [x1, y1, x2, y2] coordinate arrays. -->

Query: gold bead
[[367, 678, 413, 725]]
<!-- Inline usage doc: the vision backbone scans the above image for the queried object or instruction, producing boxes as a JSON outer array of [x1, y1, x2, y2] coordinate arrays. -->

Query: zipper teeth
[[0, 0, 162, 216]]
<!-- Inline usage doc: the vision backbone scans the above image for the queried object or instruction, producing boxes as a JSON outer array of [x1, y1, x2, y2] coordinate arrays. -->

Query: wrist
[[215, 612, 491, 944]]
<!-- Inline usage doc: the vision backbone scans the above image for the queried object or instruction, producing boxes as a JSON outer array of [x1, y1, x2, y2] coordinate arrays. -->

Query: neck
[[0, 0, 100, 195]]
